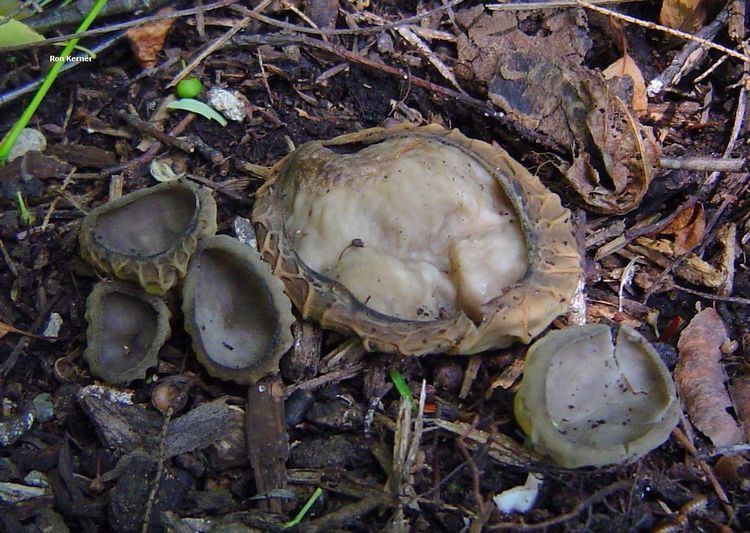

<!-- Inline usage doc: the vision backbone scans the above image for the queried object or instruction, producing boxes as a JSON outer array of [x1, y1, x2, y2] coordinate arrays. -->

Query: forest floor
[[0, 0, 749, 531]]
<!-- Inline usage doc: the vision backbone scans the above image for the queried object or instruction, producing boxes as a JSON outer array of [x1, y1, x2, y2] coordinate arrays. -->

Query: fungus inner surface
[[100, 292, 158, 373], [284, 137, 528, 321], [192, 247, 277, 370], [545, 328, 672, 449], [95, 187, 196, 256]]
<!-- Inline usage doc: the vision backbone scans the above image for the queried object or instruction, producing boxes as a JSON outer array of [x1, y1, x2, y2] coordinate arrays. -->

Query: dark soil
[[0, 1, 749, 531]]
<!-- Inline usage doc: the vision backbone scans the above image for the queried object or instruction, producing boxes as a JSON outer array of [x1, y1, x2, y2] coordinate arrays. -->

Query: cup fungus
[[182, 235, 295, 384], [514, 324, 680, 468], [79, 181, 217, 294], [252, 123, 582, 355], [84, 280, 171, 385]]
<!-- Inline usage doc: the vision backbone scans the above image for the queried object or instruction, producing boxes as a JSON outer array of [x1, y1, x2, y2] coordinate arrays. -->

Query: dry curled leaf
[[126, 7, 176, 68], [659, 0, 709, 32], [456, 8, 660, 214], [676, 309, 743, 447], [659, 203, 706, 255], [603, 52, 647, 116]]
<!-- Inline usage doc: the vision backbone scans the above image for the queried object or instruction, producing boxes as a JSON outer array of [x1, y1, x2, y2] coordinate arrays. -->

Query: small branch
[[673, 284, 750, 306], [488, 0, 641, 10], [575, 0, 750, 64], [117, 110, 196, 154], [659, 157, 745, 173]]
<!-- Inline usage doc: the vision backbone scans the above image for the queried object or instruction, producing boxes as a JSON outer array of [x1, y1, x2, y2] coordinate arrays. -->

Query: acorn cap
[[79, 180, 217, 295], [252, 123, 582, 355], [182, 235, 295, 384], [84, 280, 171, 385], [514, 324, 680, 468]]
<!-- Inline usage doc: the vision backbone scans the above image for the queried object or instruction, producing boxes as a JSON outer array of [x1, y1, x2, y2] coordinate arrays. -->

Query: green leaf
[[167, 98, 227, 126], [0, 19, 44, 47]]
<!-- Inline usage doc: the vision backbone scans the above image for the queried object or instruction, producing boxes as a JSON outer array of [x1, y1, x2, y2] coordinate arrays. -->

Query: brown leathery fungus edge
[[181, 235, 295, 385], [252, 123, 582, 355], [83, 280, 171, 385], [79, 180, 218, 295]]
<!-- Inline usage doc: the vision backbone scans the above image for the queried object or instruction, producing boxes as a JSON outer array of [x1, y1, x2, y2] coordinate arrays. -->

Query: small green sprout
[[283, 487, 323, 529], [176, 77, 203, 99], [16, 191, 35, 227]]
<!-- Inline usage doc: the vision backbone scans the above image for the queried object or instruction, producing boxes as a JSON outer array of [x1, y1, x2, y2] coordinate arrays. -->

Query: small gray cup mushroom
[[84, 280, 171, 385], [79, 181, 217, 295], [514, 324, 680, 468], [182, 235, 295, 384]]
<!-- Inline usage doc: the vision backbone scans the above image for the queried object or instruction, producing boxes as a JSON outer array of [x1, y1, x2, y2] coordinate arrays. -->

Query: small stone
[[23, 470, 49, 488], [32, 392, 54, 423], [207, 88, 250, 122], [7, 128, 46, 162], [42, 312, 63, 338]]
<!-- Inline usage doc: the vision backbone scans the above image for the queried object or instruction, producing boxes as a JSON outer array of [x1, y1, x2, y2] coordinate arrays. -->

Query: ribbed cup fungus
[[79, 181, 217, 294], [182, 235, 295, 384], [252, 123, 582, 355], [84, 280, 171, 385], [514, 324, 679, 468]]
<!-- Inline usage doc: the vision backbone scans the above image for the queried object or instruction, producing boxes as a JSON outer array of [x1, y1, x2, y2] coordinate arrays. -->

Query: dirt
[[0, 1, 749, 531]]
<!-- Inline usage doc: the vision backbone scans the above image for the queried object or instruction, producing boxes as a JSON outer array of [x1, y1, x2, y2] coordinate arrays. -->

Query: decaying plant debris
[[0, 0, 749, 531]]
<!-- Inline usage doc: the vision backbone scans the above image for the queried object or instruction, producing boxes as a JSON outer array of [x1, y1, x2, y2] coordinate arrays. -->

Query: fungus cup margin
[[252, 123, 582, 355]]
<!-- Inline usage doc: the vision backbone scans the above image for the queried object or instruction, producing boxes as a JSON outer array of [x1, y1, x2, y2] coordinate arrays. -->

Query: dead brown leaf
[[126, 7, 176, 69], [676, 309, 743, 447], [729, 375, 750, 441], [602, 52, 647, 116], [660, 0, 709, 32], [659, 203, 706, 255], [457, 8, 660, 214]]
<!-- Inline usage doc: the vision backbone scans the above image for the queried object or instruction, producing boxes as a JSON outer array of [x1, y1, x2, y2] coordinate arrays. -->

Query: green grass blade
[[389, 369, 416, 411], [283, 487, 323, 529], [0, 0, 109, 165]]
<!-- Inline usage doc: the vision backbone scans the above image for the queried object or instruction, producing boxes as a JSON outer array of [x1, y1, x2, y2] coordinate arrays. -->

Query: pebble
[[7, 128, 46, 162], [207, 88, 250, 122]]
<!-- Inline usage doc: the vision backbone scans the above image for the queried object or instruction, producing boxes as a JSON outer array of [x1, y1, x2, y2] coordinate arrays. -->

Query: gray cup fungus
[[182, 235, 295, 384], [79, 181, 217, 295], [252, 123, 582, 355], [84, 280, 171, 385], [514, 324, 679, 468]]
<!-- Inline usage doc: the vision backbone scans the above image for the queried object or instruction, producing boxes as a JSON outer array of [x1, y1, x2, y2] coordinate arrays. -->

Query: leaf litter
[[456, 7, 660, 214], [676, 308, 743, 447]]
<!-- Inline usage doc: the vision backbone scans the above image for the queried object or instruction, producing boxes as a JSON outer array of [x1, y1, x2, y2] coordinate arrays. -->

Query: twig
[[659, 157, 745, 173], [0, 0, 239, 53], [101, 113, 196, 176], [575, 1, 750, 64], [489, 480, 633, 530], [672, 425, 732, 510], [141, 406, 174, 533], [488, 0, 640, 9], [233, 0, 466, 37], [167, 0, 273, 87], [233, 33, 508, 123], [117, 110, 196, 153], [0, 293, 63, 377], [672, 284, 750, 305], [649, 5, 732, 93]]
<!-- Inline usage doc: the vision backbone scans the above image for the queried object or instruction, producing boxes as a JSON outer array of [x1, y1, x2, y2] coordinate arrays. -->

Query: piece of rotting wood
[[246, 376, 289, 513]]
